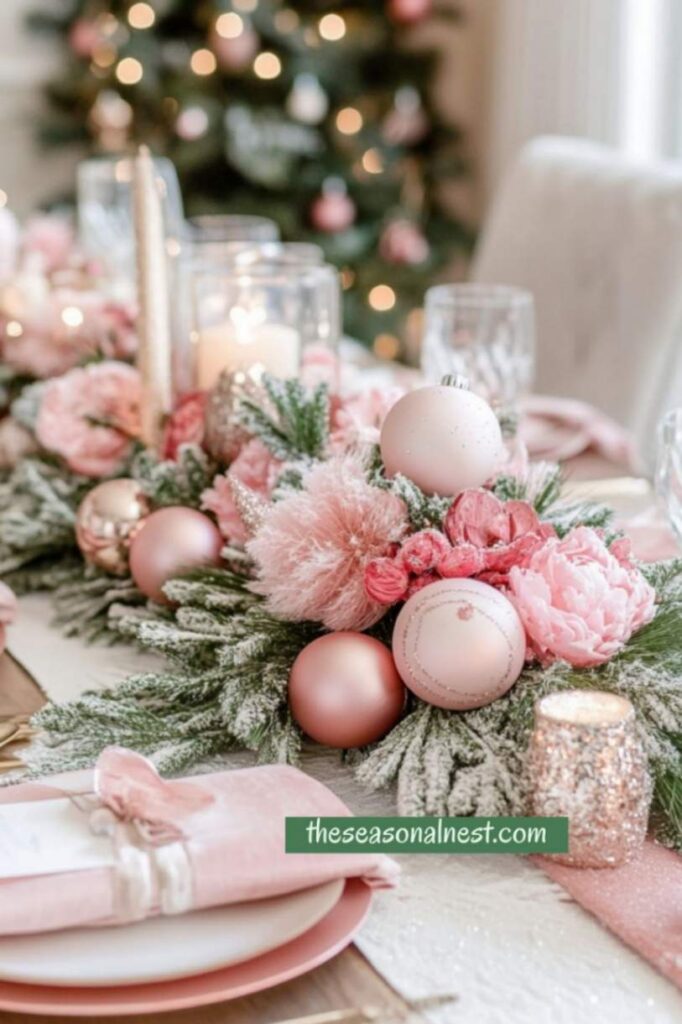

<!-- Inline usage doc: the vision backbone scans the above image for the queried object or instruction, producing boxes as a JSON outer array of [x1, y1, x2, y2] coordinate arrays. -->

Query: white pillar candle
[[196, 319, 301, 389]]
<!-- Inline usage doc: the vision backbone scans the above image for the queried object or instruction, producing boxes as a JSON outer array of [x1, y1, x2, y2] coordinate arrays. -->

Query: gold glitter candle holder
[[529, 690, 652, 868]]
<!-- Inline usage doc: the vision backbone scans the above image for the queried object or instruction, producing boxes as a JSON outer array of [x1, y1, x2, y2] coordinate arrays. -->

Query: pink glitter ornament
[[393, 578, 526, 710]]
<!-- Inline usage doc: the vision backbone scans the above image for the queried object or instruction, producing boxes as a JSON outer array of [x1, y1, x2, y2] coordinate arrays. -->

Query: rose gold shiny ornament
[[75, 478, 150, 576], [129, 506, 223, 604], [289, 632, 405, 749], [379, 376, 503, 497], [393, 578, 525, 710], [529, 690, 652, 868]]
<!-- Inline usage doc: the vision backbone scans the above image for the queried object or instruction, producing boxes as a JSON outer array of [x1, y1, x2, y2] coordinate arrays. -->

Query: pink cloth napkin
[[0, 758, 398, 937], [520, 394, 638, 470], [535, 844, 682, 990]]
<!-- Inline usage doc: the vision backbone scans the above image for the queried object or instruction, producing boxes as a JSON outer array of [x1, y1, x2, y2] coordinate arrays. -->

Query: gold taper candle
[[529, 690, 651, 868], [133, 146, 173, 449]]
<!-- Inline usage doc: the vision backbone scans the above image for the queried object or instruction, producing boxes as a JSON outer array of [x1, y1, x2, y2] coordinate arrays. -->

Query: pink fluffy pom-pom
[[248, 454, 408, 631]]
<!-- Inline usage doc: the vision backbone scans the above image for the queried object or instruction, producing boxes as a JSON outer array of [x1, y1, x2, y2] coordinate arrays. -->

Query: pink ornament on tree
[[210, 26, 259, 72], [310, 179, 356, 233], [379, 220, 429, 265], [388, 0, 433, 25], [68, 19, 101, 59]]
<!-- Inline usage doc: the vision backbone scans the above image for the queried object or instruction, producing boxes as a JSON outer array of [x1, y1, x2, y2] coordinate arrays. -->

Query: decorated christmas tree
[[29, 0, 471, 354]]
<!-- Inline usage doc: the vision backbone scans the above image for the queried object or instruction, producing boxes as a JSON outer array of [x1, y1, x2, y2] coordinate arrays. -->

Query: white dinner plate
[[0, 879, 344, 988]]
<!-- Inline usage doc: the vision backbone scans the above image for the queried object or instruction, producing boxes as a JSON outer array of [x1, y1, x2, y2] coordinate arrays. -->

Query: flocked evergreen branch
[[0, 457, 84, 577], [132, 444, 217, 509], [237, 374, 329, 462]]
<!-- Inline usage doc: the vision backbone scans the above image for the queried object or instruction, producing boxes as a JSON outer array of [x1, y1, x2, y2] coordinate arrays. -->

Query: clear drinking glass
[[421, 284, 535, 421], [189, 262, 340, 390], [656, 408, 682, 545], [76, 155, 184, 277], [189, 240, 324, 270], [187, 214, 279, 243]]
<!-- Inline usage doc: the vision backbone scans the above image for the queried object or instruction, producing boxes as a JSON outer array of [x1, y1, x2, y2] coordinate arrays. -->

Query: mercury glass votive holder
[[528, 690, 651, 868], [189, 261, 340, 390]]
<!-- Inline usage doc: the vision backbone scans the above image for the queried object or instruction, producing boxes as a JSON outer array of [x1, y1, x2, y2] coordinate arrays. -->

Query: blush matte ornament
[[129, 506, 223, 604], [379, 376, 503, 497], [289, 632, 405, 748], [392, 578, 526, 710], [75, 478, 151, 576]]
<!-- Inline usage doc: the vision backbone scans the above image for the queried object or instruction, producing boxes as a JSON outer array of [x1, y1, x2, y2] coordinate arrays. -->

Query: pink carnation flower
[[162, 391, 207, 461], [444, 489, 556, 585], [0, 581, 17, 655], [0, 417, 37, 469], [364, 557, 409, 604], [509, 526, 656, 667], [248, 454, 408, 631], [35, 361, 141, 477], [201, 439, 281, 544]]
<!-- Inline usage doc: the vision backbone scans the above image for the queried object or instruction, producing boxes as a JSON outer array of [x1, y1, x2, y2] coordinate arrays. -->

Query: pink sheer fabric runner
[[0, 758, 398, 936], [536, 845, 682, 991]]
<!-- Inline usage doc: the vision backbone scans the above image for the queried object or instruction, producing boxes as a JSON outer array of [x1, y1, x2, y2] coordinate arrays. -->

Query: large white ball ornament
[[380, 378, 503, 496], [392, 578, 526, 710]]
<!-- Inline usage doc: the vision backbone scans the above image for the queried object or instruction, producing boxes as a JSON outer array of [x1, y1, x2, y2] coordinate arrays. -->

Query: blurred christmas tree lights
[[29, 0, 473, 355]]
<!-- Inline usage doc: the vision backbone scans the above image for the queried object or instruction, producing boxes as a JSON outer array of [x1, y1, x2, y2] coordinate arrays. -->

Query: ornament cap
[[441, 373, 470, 390]]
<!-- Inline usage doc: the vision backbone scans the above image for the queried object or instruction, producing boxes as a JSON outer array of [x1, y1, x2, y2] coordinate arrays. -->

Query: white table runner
[[6, 604, 681, 1023]]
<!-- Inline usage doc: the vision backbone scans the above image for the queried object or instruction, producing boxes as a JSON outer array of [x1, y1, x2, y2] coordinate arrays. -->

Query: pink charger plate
[[0, 878, 371, 1016]]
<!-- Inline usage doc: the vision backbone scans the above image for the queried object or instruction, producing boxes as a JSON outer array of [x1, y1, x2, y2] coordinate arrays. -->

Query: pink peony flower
[[399, 528, 451, 575], [22, 216, 75, 273], [329, 386, 404, 454], [509, 526, 656, 668], [248, 453, 409, 631], [364, 557, 409, 604], [35, 361, 141, 477], [444, 489, 556, 585], [0, 581, 17, 655], [162, 391, 207, 460], [202, 439, 281, 544]]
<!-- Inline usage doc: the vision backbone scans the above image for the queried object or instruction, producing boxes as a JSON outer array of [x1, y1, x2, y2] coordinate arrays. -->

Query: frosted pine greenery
[[131, 444, 216, 508], [238, 375, 330, 463]]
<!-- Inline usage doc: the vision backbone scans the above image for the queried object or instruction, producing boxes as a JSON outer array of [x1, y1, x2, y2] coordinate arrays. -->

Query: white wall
[[0, 0, 83, 214]]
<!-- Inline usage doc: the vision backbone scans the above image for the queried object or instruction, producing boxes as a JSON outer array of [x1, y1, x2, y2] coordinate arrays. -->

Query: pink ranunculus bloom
[[444, 489, 556, 586], [162, 391, 207, 460], [201, 439, 281, 544], [329, 386, 404, 454], [399, 528, 451, 575], [364, 557, 409, 604], [508, 526, 656, 668], [22, 216, 75, 274], [35, 361, 142, 478], [0, 581, 17, 655], [438, 542, 486, 579]]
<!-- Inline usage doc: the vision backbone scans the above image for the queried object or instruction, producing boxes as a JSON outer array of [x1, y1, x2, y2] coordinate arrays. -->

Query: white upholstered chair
[[471, 136, 682, 465]]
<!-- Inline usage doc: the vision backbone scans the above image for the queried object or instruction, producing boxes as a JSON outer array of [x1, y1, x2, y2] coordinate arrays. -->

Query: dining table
[[0, 452, 680, 1024]]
